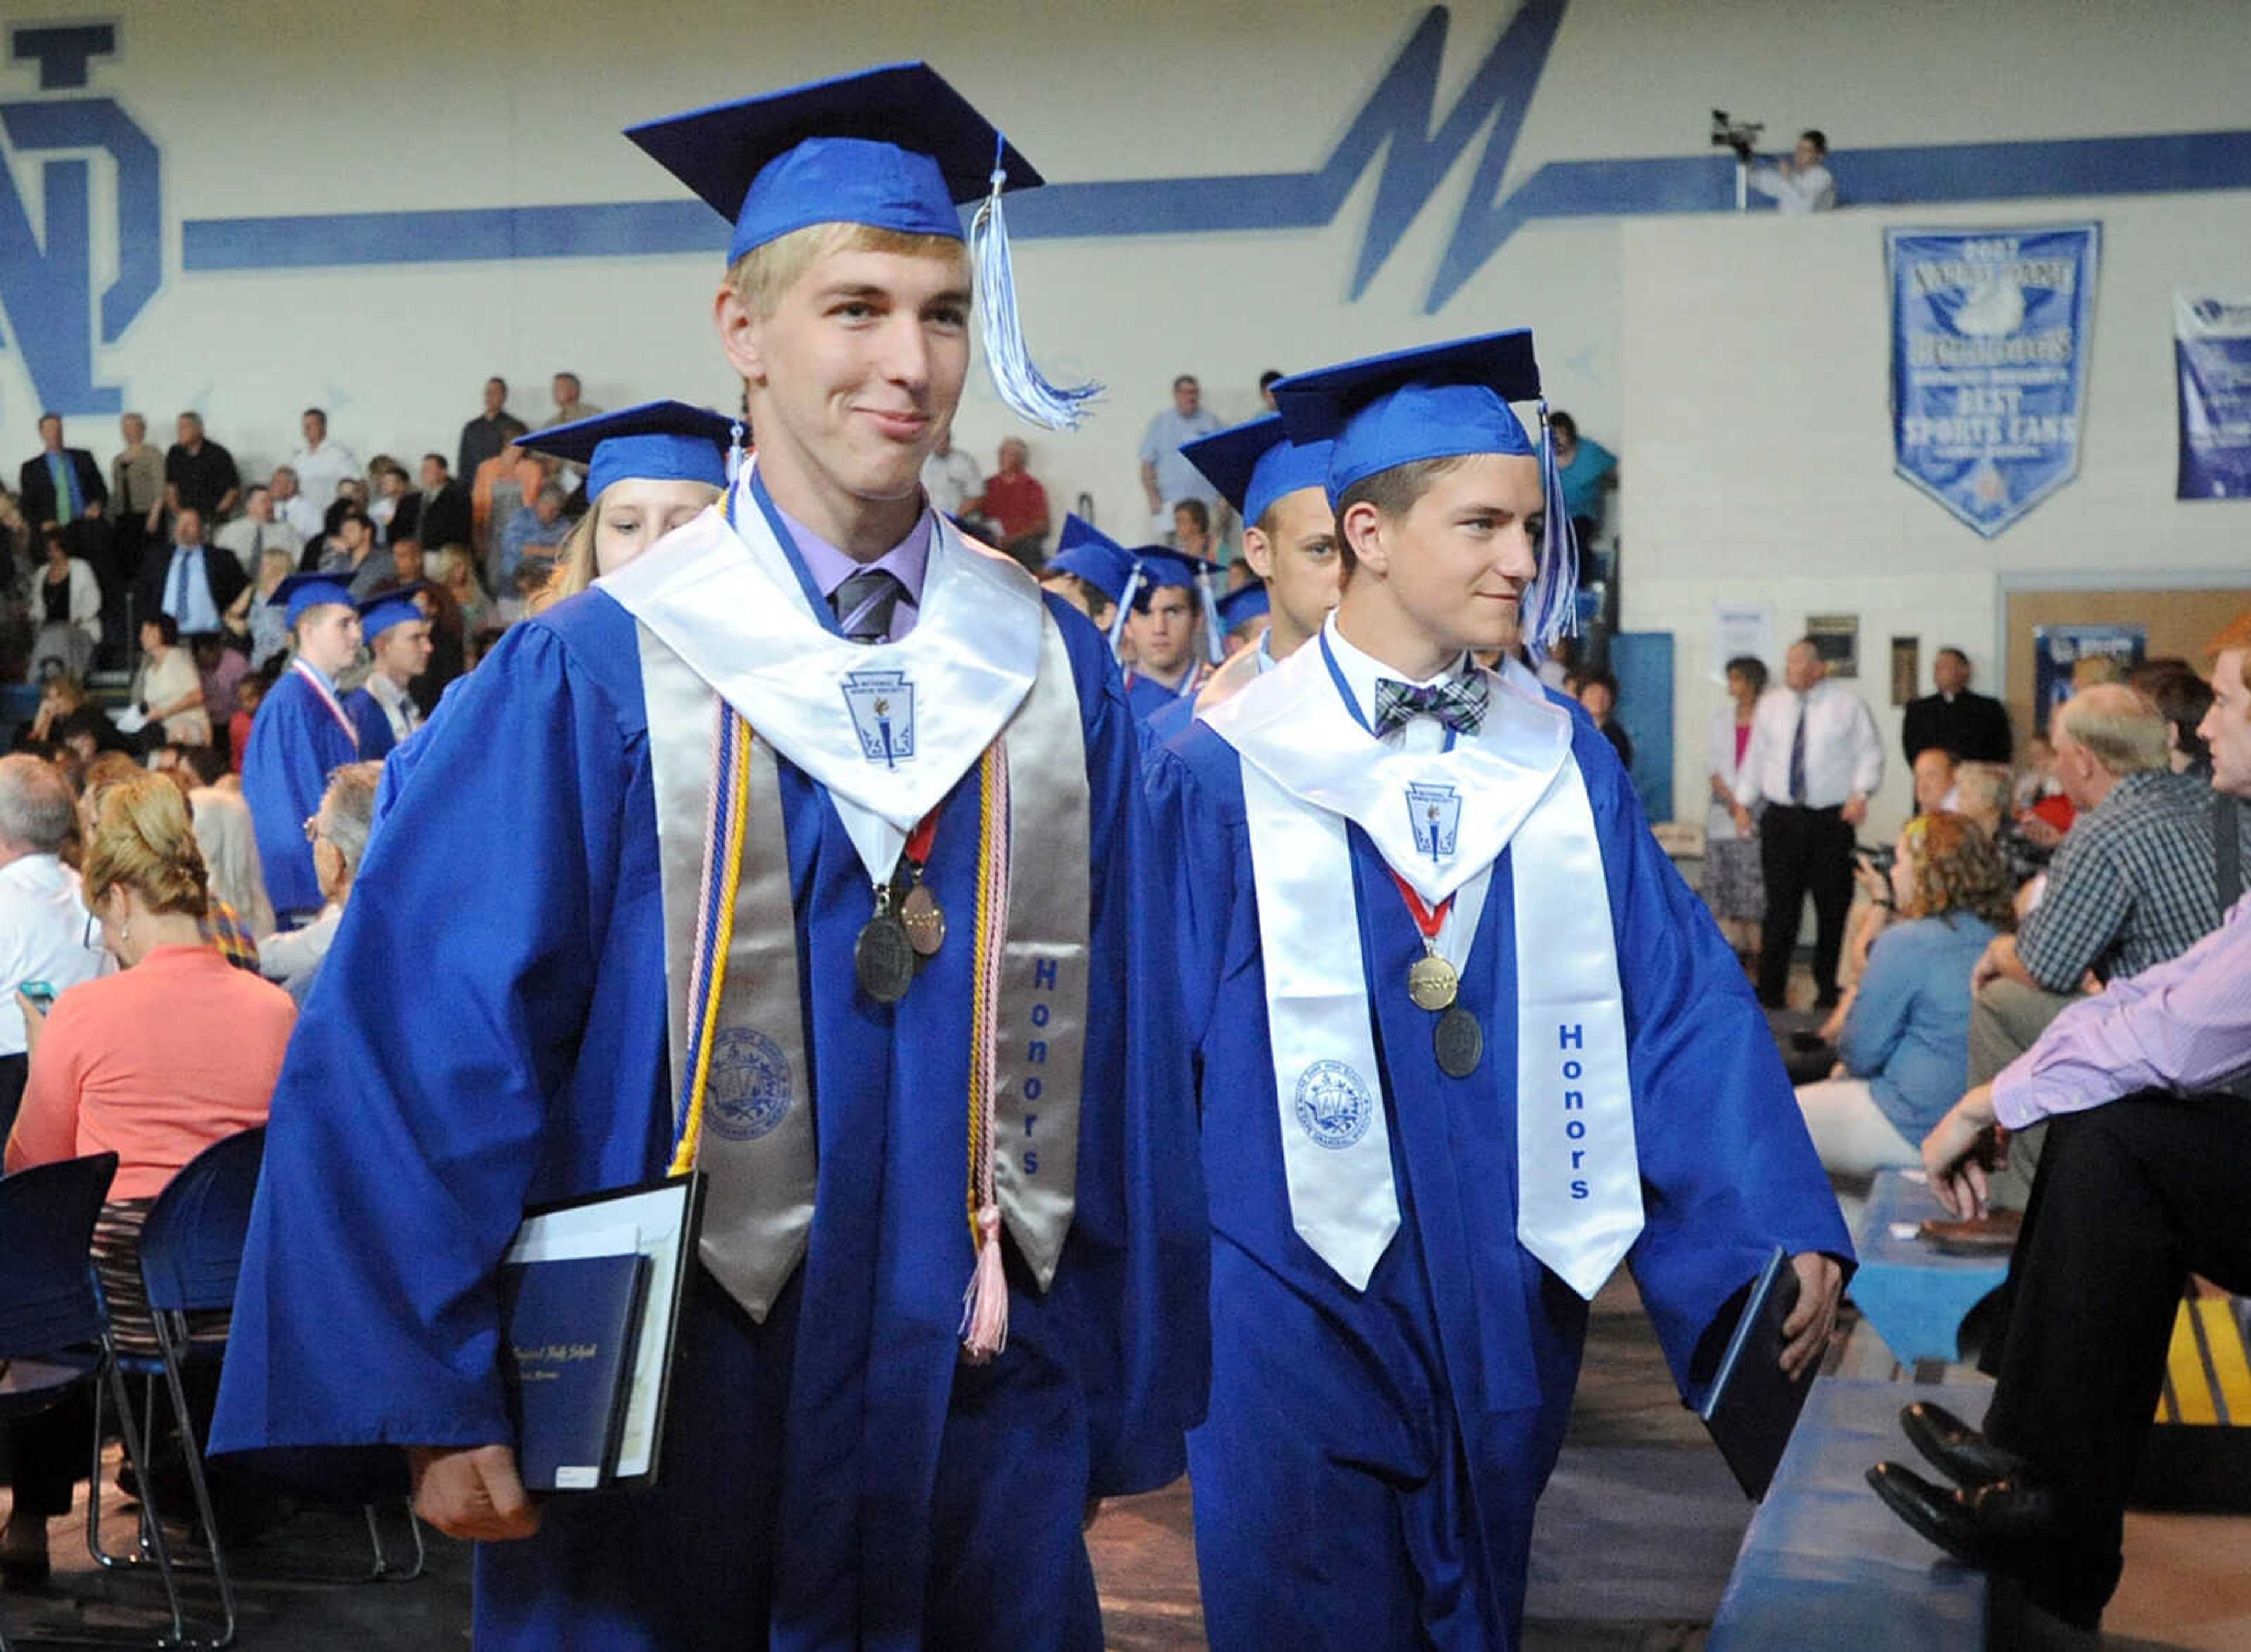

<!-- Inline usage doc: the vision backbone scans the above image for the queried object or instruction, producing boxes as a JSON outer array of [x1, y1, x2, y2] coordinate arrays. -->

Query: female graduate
[[1146, 331, 1851, 1649], [517, 400, 732, 614]]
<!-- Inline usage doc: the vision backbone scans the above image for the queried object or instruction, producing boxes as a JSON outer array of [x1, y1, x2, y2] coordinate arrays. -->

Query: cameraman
[[1749, 129, 1836, 213]]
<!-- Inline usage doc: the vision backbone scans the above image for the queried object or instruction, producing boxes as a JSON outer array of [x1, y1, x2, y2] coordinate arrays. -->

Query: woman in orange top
[[2, 774, 295, 1580]]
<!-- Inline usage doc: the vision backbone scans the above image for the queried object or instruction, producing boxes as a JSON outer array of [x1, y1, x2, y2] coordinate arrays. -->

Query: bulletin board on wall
[[2002, 584, 2251, 749]]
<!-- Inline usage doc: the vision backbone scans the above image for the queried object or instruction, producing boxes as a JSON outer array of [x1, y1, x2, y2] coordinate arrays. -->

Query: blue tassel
[[1108, 564, 1144, 657], [1524, 399, 1582, 660], [971, 138, 1102, 431], [1197, 569, 1225, 665]]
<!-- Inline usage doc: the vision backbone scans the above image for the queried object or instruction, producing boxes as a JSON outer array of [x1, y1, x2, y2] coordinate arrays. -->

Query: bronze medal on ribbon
[[899, 881, 947, 958], [1434, 1005, 1483, 1078], [1407, 952, 1459, 1012]]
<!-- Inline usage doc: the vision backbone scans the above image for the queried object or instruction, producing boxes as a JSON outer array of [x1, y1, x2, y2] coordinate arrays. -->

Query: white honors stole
[[599, 464, 1092, 1318], [1203, 636, 1644, 1299]]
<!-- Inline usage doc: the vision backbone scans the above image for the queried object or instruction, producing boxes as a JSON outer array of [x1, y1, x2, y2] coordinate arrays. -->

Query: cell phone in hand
[[18, 981, 56, 1014]]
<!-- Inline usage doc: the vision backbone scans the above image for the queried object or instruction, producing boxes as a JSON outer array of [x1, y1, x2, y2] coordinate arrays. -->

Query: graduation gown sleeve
[[240, 671, 360, 913], [212, 615, 667, 1471]]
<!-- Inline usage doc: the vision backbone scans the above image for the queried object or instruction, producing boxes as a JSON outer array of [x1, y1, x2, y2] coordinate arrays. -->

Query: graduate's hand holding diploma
[[1777, 1252, 1843, 1380], [408, 1443, 541, 1542]]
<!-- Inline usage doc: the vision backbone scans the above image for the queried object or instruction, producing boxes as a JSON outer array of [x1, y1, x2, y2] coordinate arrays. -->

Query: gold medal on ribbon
[[1407, 950, 1459, 1012]]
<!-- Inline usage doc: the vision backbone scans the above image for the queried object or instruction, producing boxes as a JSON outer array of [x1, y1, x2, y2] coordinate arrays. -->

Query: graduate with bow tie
[[1144, 331, 1852, 1648], [213, 63, 1208, 1651]]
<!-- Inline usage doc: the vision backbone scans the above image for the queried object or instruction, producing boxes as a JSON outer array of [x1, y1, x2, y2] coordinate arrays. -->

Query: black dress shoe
[[1902, 1401, 2029, 1488], [1868, 1461, 2063, 1566]]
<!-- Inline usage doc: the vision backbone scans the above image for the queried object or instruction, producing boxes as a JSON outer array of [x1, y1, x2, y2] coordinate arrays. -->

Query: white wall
[[1621, 188, 2251, 831]]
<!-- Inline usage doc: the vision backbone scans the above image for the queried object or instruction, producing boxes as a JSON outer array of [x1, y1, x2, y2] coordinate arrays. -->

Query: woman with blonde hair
[[1795, 812, 2017, 1176], [515, 401, 732, 614], [2, 774, 294, 1578]]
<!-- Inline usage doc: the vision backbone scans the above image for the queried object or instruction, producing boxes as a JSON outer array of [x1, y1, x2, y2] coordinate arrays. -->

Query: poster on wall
[[1887, 224, 2100, 538], [2175, 294, 2251, 499], [2031, 623, 2145, 735], [1804, 613, 1859, 679]]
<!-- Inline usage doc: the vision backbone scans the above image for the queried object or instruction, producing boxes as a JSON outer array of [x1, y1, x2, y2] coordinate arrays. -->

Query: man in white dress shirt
[[0, 756, 106, 1131], [1735, 635, 1885, 1009], [284, 409, 359, 515], [1749, 130, 1837, 213]]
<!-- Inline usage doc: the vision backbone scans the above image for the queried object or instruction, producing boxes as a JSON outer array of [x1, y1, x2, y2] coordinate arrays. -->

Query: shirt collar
[[1255, 631, 1277, 674], [367, 672, 409, 708], [1322, 612, 1466, 727], [771, 497, 934, 618], [0, 852, 64, 892]]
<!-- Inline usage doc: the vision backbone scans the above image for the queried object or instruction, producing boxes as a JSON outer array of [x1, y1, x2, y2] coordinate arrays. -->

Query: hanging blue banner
[[2176, 294, 2251, 500], [1887, 223, 2100, 538]]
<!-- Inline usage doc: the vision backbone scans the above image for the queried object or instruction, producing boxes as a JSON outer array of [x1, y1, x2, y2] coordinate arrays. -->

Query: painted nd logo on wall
[[0, 25, 161, 418]]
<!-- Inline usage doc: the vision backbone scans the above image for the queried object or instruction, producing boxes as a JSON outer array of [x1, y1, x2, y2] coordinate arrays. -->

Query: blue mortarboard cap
[[1128, 545, 1216, 593], [1122, 545, 1225, 665], [1218, 582, 1270, 633], [1272, 331, 1541, 500], [627, 63, 1099, 433], [267, 572, 355, 627], [1045, 515, 1134, 604], [515, 400, 732, 501], [355, 582, 430, 642], [1178, 416, 1335, 528], [624, 62, 1041, 266]]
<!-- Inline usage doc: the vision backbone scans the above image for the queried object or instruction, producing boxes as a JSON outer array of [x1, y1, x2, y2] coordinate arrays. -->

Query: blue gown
[[240, 668, 360, 915], [1145, 713, 1852, 1650], [212, 588, 1210, 1650], [1122, 668, 1196, 726], [342, 685, 398, 760]]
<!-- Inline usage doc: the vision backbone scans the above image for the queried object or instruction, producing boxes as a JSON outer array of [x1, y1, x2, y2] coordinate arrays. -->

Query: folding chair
[[86, 1128, 423, 1650], [0, 1151, 188, 1651]]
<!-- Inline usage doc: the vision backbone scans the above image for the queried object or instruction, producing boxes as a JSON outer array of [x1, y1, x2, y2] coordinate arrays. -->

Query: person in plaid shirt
[[1964, 681, 2251, 1208]]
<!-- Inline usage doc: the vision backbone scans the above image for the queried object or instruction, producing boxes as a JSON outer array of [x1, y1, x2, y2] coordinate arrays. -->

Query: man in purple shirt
[[1868, 610, 2251, 1633]]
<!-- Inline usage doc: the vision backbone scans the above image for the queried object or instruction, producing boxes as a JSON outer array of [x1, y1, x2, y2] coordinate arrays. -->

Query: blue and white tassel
[[971, 137, 1103, 431], [1523, 399, 1582, 658], [1107, 562, 1145, 657], [1196, 567, 1225, 665]]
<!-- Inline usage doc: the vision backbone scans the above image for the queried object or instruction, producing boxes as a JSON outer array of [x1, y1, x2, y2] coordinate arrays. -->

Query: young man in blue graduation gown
[[1118, 546, 1218, 724], [212, 64, 1208, 1651], [239, 572, 364, 923], [1145, 332, 1852, 1649], [341, 586, 430, 760], [1142, 415, 1341, 746]]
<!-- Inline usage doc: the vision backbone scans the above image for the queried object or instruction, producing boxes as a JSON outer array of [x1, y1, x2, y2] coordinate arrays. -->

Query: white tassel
[[1108, 565, 1144, 657], [970, 140, 1102, 431], [726, 419, 746, 484], [1524, 399, 1582, 659]]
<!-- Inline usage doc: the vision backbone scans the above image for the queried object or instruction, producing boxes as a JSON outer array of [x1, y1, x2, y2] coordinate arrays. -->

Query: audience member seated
[[1910, 745, 1958, 815], [182, 745, 273, 942], [0, 774, 294, 1580], [195, 634, 250, 735], [226, 671, 267, 775], [130, 614, 213, 749], [919, 423, 984, 520], [1547, 410, 1616, 548], [497, 483, 571, 586], [138, 507, 247, 644], [1868, 614, 2251, 1634], [223, 546, 299, 673], [28, 524, 101, 684], [213, 484, 304, 577], [25, 678, 119, 762], [0, 755, 106, 1133], [257, 762, 379, 1005], [1575, 669, 1633, 771], [1965, 682, 2250, 1210], [1951, 760, 2048, 889], [2130, 657, 2216, 780], [1795, 814, 2014, 1176], [316, 508, 390, 600], [981, 437, 1052, 566], [267, 465, 322, 543], [1702, 654, 1769, 971]]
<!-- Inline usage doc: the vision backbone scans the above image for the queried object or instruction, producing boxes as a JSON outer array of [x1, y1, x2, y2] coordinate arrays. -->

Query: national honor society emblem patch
[[1405, 782, 1461, 861], [704, 1028, 793, 1142], [841, 669, 916, 768], [1294, 1059, 1375, 1150]]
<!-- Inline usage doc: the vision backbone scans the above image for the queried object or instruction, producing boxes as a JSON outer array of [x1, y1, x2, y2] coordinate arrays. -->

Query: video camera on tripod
[[1711, 110, 1764, 164]]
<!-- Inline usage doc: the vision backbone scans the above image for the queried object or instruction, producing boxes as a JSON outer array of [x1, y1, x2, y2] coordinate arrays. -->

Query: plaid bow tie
[[1371, 672, 1489, 739]]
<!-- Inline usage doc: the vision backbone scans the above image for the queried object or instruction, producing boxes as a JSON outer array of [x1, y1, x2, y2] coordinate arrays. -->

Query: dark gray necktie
[[830, 568, 905, 645]]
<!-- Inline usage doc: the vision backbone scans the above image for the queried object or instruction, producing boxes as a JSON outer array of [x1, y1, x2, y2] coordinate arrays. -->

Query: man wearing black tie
[[1736, 637, 1885, 1009], [16, 414, 107, 529], [135, 508, 247, 644]]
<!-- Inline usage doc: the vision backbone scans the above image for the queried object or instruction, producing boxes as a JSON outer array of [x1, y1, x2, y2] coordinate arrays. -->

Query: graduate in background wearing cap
[[1216, 582, 1270, 657], [1037, 512, 1133, 634], [1117, 546, 1218, 723], [517, 399, 733, 613], [239, 572, 363, 923], [341, 586, 433, 759], [1144, 331, 1852, 1648], [1141, 414, 1342, 746], [213, 62, 1208, 1652]]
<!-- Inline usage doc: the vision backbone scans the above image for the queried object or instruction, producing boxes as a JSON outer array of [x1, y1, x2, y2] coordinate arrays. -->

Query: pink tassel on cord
[[959, 1205, 1009, 1364]]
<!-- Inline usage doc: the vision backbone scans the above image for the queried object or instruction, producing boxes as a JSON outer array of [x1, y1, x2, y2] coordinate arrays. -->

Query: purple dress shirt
[[1994, 889, 2251, 1128], [772, 498, 934, 643]]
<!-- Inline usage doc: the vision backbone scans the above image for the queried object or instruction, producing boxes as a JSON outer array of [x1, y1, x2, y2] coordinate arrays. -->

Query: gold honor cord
[[669, 710, 754, 1178]]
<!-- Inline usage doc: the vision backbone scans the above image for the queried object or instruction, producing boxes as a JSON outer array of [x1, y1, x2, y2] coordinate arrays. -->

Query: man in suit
[[391, 453, 472, 553], [16, 414, 107, 529], [1903, 647, 2013, 765], [136, 508, 247, 642]]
